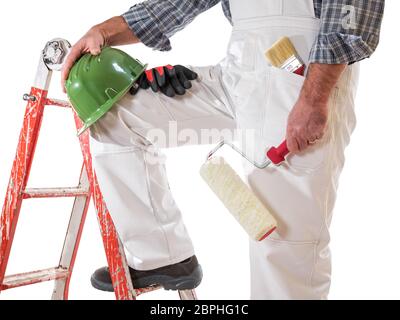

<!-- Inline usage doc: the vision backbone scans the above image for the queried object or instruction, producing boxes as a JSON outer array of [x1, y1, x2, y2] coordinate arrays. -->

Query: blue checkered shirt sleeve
[[310, 0, 385, 64], [122, 0, 384, 64], [122, 0, 226, 51]]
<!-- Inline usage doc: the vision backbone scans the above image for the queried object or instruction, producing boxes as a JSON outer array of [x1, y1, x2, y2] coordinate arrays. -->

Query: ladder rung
[[45, 98, 72, 108], [1, 267, 69, 290], [22, 187, 89, 199]]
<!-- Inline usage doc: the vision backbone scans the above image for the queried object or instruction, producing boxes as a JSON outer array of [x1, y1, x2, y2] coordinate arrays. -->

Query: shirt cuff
[[122, 3, 172, 51], [309, 33, 377, 65]]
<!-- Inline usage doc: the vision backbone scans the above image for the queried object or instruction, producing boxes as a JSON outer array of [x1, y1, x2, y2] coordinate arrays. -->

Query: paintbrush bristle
[[265, 37, 299, 67]]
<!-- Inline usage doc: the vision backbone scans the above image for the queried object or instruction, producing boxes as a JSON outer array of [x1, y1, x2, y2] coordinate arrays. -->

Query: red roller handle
[[266, 140, 289, 165]]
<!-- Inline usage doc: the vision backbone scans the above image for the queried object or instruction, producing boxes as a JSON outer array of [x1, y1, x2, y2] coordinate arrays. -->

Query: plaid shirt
[[122, 0, 385, 64]]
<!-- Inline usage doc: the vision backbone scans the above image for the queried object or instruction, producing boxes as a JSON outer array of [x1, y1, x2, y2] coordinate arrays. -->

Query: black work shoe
[[90, 255, 202, 292]]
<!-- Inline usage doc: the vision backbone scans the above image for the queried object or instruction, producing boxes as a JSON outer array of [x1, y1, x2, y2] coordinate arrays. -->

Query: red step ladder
[[0, 39, 197, 300]]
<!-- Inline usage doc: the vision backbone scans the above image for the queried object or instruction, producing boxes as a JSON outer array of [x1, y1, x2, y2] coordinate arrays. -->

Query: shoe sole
[[90, 264, 203, 292], [135, 264, 203, 291]]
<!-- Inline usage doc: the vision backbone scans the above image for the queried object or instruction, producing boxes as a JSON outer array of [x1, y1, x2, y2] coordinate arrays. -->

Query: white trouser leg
[[248, 65, 359, 299], [89, 66, 235, 270]]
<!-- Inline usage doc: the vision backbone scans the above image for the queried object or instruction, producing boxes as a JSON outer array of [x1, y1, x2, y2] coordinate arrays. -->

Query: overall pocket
[[263, 67, 331, 172]]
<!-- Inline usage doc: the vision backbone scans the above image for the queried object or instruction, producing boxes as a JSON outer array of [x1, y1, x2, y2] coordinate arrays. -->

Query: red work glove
[[130, 65, 198, 98]]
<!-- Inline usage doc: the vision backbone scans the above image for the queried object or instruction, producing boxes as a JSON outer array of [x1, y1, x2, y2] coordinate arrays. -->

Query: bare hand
[[61, 27, 106, 92], [61, 17, 140, 93], [286, 97, 328, 153], [285, 63, 346, 154]]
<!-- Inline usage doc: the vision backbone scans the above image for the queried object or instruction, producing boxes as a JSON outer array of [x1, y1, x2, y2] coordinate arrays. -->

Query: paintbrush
[[265, 36, 305, 76]]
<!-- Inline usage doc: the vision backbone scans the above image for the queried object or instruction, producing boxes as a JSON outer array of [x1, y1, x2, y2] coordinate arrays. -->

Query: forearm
[[94, 16, 140, 46], [300, 63, 346, 106]]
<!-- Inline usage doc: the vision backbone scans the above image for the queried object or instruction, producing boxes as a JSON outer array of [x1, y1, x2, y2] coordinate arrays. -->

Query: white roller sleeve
[[200, 157, 277, 241]]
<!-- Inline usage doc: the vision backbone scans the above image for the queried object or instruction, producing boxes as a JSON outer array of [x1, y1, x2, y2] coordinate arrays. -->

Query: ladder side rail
[[52, 164, 91, 300], [0, 59, 52, 286]]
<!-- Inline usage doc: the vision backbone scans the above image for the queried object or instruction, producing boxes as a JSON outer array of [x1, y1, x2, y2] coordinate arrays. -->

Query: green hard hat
[[66, 47, 147, 136]]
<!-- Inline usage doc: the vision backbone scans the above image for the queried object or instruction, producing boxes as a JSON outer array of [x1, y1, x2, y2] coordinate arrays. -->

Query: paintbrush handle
[[293, 65, 305, 76], [267, 140, 289, 165]]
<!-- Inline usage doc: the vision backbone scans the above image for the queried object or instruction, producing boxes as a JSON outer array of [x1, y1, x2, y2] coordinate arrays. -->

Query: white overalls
[[89, 0, 359, 299]]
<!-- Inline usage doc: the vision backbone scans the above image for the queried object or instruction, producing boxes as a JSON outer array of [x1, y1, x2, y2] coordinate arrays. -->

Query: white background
[[0, 1, 399, 300]]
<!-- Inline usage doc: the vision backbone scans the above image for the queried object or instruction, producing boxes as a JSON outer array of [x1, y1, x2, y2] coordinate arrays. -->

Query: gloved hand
[[130, 65, 198, 97]]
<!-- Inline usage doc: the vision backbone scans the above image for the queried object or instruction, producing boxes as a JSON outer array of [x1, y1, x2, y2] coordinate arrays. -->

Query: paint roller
[[200, 140, 289, 241], [200, 37, 304, 241]]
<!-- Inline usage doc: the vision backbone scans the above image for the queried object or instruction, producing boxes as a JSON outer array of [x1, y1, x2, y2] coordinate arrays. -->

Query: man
[[61, 0, 384, 299]]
